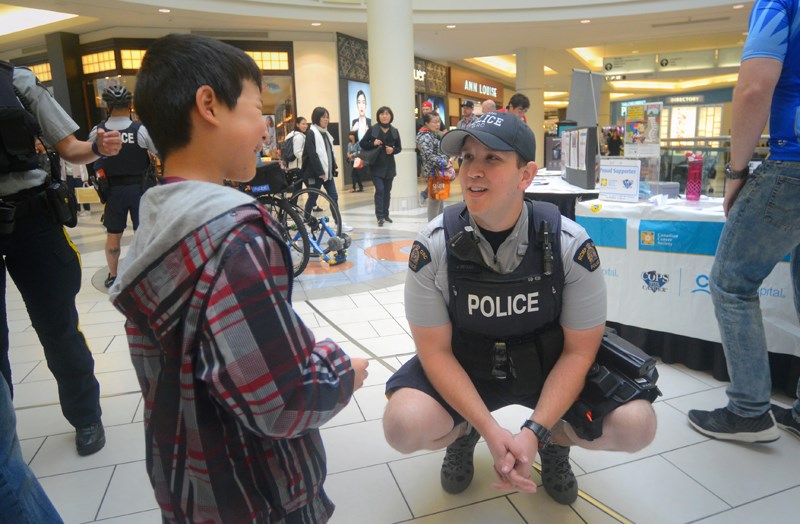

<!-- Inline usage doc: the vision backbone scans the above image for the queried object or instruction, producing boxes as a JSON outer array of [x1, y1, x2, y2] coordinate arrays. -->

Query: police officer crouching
[[90, 85, 158, 288], [383, 112, 658, 504], [0, 61, 122, 455]]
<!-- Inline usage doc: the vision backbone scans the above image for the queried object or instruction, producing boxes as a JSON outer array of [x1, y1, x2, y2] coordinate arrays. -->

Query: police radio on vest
[[467, 292, 540, 318]]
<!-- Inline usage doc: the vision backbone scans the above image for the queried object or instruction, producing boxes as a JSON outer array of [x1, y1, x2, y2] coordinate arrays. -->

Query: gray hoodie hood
[[108, 181, 255, 302]]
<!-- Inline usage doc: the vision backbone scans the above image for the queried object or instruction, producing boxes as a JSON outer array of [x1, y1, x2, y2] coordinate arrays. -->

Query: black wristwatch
[[725, 162, 749, 180], [521, 420, 552, 450]]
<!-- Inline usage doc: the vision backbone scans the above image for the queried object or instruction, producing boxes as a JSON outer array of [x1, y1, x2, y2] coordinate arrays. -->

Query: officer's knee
[[604, 399, 657, 452], [383, 402, 424, 454]]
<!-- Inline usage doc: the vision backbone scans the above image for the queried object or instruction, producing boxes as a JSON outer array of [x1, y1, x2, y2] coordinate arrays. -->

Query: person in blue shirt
[[689, 0, 800, 442]]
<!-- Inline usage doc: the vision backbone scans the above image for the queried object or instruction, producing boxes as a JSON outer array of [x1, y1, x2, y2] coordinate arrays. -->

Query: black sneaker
[[771, 404, 800, 440], [377, 219, 384, 227], [440, 424, 480, 494], [313, 206, 324, 212], [76, 422, 106, 456], [104, 274, 116, 288], [540, 444, 578, 505], [384, 217, 393, 223], [688, 407, 780, 443]]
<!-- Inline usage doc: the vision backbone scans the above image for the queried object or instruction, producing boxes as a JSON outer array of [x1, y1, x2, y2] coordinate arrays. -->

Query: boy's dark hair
[[507, 93, 530, 110], [294, 116, 306, 126], [135, 34, 262, 160], [423, 111, 440, 126], [376, 106, 394, 124], [311, 107, 329, 126]]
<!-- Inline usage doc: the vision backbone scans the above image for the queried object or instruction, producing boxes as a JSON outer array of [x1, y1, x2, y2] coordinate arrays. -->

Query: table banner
[[576, 199, 800, 357]]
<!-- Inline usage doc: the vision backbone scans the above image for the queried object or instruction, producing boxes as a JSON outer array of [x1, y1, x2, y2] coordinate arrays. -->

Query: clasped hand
[[484, 425, 538, 493]]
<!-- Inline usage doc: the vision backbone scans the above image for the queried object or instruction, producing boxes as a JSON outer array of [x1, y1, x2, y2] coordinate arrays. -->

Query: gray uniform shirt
[[405, 205, 607, 330], [1, 67, 79, 196]]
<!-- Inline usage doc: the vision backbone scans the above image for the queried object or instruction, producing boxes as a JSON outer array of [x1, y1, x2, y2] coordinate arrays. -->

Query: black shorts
[[103, 184, 144, 233], [386, 355, 652, 441]]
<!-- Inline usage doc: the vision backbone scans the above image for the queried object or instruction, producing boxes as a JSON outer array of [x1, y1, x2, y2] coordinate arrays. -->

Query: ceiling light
[[733, 4, 745, 9], [0, 6, 77, 36], [311, 22, 321, 26], [446, 25, 456, 29], [632, 50, 639, 54], [158, 8, 170, 13], [580, 20, 591, 24]]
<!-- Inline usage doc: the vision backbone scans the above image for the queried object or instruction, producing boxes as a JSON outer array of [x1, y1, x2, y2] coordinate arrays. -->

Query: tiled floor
[[9, 183, 800, 523]]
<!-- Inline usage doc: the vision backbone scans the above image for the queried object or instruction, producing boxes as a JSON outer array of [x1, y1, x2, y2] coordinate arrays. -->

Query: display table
[[525, 171, 598, 219], [576, 197, 800, 389]]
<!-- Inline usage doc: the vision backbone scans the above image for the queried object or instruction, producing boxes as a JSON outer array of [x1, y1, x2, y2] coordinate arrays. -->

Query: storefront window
[[697, 105, 722, 147], [260, 76, 295, 152]]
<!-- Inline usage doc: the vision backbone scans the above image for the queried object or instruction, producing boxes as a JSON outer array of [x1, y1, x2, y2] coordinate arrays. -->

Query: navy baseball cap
[[441, 112, 536, 163], [461, 100, 474, 108]]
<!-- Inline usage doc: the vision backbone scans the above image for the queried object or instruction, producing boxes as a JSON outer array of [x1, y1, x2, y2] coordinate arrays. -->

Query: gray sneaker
[[771, 404, 800, 440], [440, 424, 480, 494], [688, 407, 780, 443], [540, 444, 578, 505]]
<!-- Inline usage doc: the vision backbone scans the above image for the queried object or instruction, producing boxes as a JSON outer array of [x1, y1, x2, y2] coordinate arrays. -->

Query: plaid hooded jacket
[[110, 181, 354, 523]]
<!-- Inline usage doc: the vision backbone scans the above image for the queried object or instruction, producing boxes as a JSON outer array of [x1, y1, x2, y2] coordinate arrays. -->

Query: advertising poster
[[262, 115, 277, 153], [570, 130, 579, 169], [599, 158, 641, 202], [348, 81, 372, 141], [578, 128, 587, 170], [625, 102, 662, 157]]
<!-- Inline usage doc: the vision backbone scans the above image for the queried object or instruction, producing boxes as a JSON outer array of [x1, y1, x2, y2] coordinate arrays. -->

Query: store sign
[[603, 55, 656, 74], [415, 57, 448, 96], [449, 67, 504, 102], [413, 69, 426, 81], [717, 47, 743, 68], [666, 95, 705, 104], [657, 50, 715, 72], [620, 99, 646, 117]]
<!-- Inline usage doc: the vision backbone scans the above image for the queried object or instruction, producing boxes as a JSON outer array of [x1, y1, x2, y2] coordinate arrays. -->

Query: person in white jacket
[[283, 116, 307, 179]]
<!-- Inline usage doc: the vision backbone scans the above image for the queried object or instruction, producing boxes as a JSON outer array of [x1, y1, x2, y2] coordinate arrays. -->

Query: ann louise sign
[[449, 68, 504, 102]]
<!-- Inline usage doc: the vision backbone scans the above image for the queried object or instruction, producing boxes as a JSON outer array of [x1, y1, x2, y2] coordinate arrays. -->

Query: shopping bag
[[353, 157, 364, 169], [428, 175, 450, 200], [75, 186, 102, 204]]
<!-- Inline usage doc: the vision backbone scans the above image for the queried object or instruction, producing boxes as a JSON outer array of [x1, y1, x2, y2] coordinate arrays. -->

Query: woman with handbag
[[346, 131, 364, 192], [359, 106, 401, 227], [415, 112, 452, 221]]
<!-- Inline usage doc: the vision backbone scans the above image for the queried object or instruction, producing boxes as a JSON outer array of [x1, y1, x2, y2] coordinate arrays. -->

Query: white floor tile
[[7, 343, 45, 364], [97, 461, 159, 519], [349, 292, 382, 308], [322, 397, 364, 429], [663, 434, 800, 506], [663, 386, 730, 416], [94, 509, 162, 523], [30, 422, 146, 477], [363, 359, 396, 387], [12, 378, 59, 409], [389, 443, 520, 517], [694, 485, 800, 524], [19, 436, 45, 464], [16, 392, 141, 439], [404, 497, 525, 523], [326, 464, 412, 524], [80, 321, 126, 339], [569, 402, 707, 473], [577, 455, 729, 524], [360, 333, 417, 357], [39, 466, 114, 524], [95, 369, 141, 396], [10, 360, 40, 383], [79, 310, 127, 326], [369, 318, 407, 336], [104, 335, 131, 354], [324, 305, 392, 324], [310, 324, 349, 344], [354, 384, 388, 421], [86, 335, 115, 354], [653, 363, 716, 401], [336, 321, 379, 340], [511, 491, 627, 524]]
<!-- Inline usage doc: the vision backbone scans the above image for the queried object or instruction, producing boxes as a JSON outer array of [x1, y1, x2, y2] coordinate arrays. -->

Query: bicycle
[[230, 164, 350, 277]]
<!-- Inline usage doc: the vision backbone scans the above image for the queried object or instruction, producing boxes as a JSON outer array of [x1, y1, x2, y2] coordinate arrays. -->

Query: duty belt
[[2, 183, 48, 220], [107, 175, 143, 187]]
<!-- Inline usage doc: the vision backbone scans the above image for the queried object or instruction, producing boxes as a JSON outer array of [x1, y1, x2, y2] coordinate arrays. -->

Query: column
[[599, 90, 611, 127], [45, 32, 88, 137], [514, 47, 545, 165], [366, 0, 416, 212]]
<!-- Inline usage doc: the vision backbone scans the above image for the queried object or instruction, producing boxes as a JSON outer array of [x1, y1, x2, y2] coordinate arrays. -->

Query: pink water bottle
[[686, 153, 702, 201]]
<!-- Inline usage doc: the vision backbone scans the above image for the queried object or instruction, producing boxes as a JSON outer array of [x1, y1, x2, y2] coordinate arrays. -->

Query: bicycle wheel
[[290, 188, 343, 254], [257, 196, 311, 277]]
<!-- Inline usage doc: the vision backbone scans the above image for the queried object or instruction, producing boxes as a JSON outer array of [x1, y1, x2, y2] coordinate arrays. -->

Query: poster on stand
[[578, 129, 587, 170], [599, 158, 641, 203], [625, 102, 662, 158]]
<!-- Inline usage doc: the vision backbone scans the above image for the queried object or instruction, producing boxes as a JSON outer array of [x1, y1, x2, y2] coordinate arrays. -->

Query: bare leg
[[553, 399, 657, 452], [383, 388, 463, 453], [105, 233, 123, 277]]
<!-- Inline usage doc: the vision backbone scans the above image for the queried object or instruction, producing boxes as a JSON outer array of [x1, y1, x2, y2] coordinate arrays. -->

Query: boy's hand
[[351, 357, 369, 391]]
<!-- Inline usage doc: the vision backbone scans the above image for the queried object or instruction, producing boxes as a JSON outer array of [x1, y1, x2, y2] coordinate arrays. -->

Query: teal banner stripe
[[576, 216, 627, 249], [638, 220, 722, 255]]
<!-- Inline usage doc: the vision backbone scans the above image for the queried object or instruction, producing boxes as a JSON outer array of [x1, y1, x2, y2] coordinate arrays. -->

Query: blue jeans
[[710, 160, 800, 419], [303, 177, 339, 215], [0, 379, 63, 523]]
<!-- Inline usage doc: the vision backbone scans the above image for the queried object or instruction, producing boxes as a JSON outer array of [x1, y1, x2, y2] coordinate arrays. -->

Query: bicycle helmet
[[101, 85, 132, 107]]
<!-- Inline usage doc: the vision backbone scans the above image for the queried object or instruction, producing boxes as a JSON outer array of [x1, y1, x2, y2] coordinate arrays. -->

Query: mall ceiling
[[0, 0, 753, 99]]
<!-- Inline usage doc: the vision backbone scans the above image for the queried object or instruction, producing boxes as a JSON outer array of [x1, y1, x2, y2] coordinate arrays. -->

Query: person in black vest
[[0, 62, 121, 472], [91, 86, 159, 288], [382, 113, 657, 504]]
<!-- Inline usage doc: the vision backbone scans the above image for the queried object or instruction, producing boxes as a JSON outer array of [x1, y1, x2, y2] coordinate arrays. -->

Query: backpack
[[281, 132, 298, 163]]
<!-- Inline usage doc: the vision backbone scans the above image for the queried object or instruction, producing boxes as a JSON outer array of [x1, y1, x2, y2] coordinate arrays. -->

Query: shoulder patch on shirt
[[573, 239, 601, 272], [408, 241, 432, 272]]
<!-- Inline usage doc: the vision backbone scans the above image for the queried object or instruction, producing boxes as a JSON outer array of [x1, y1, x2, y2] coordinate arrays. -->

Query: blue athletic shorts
[[103, 184, 143, 233]]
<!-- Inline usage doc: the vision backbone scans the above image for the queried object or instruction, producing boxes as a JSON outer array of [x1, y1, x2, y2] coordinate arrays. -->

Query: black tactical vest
[[94, 121, 150, 177], [0, 62, 41, 175], [444, 200, 565, 394]]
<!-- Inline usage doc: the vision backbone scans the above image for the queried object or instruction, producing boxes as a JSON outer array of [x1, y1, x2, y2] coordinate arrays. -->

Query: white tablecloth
[[575, 198, 800, 357]]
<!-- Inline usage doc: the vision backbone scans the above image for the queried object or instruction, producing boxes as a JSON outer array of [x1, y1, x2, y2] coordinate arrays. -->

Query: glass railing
[[654, 136, 769, 197]]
